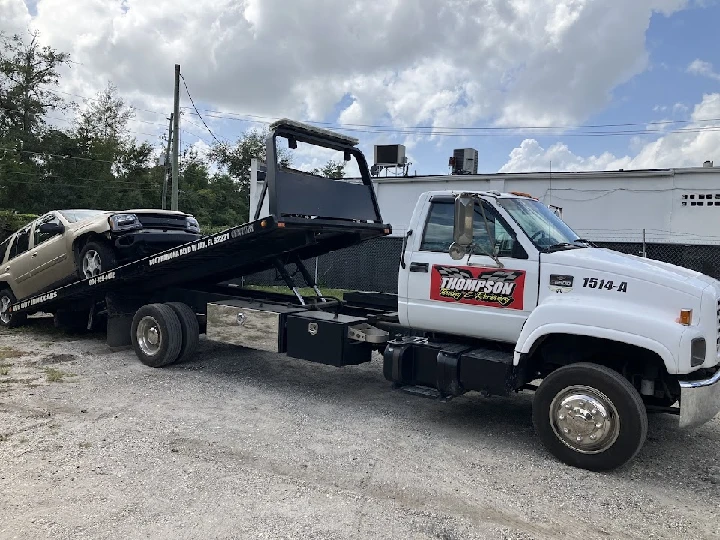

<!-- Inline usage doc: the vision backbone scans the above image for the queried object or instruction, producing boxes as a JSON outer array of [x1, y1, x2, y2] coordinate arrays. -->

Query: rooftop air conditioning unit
[[451, 148, 478, 175], [374, 144, 407, 166]]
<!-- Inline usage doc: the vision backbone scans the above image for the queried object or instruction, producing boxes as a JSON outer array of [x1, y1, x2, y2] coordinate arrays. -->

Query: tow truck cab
[[392, 189, 720, 468]]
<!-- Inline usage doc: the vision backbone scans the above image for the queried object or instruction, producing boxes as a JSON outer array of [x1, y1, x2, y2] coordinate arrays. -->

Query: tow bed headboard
[[255, 119, 383, 223]]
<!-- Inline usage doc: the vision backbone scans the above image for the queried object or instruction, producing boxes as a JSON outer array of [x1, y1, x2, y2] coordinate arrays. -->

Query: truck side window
[[0, 237, 10, 264], [34, 214, 63, 246], [420, 202, 518, 257], [9, 229, 30, 260]]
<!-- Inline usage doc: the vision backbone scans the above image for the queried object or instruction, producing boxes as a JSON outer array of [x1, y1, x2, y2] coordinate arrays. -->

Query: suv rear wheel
[[0, 288, 26, 328], [78, 241, 118, 280]]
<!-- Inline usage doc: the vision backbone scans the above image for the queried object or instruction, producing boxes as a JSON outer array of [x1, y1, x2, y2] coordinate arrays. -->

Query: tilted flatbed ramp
[[9, 118, 391, 316], [10, 216, 389, 315]]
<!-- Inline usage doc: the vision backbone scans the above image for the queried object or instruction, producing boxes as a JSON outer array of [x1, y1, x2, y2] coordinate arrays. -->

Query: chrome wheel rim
[[136, 316, 162, 356], [82, 250, 102, 278], [549, 385, 620, 454], [0, 296, 11, 324]]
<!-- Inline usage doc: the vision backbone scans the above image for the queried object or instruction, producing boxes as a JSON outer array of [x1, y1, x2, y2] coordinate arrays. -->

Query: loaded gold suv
[[0, 209, 201, 327]]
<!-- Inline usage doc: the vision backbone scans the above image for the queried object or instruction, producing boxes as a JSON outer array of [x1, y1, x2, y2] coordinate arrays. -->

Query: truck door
[[4, 226, 36, 299], [402, 197, 539, 343], [27, 212, 71, 292]]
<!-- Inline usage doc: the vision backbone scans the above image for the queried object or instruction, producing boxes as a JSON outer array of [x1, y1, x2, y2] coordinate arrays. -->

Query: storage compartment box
[[206, 300, 305, 353], [286, 311, 372, 366]]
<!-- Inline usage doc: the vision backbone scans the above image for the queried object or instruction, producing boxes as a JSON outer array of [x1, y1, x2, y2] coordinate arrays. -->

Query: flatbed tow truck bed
[[9, 215, 389, 316], [9, 118, 391, 318]]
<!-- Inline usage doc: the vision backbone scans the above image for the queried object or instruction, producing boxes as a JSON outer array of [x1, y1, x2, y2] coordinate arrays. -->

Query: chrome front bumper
[[679, 368, 720, 428]]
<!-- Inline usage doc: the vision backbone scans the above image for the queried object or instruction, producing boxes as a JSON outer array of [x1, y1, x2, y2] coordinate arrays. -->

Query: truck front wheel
[[532, 362, 647, 472]]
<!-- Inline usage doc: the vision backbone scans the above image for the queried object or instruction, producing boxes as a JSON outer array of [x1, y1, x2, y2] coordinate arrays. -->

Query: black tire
[[166, 302, 200, 363], [78, 241, 118, 280], [0, 288, 26, 329], [532, 362, 648, 472], [130, 304, 183, 368]]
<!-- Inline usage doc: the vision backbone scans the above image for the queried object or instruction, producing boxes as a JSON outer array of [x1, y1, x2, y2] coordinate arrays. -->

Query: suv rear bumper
[[113, 230, 202, 260], [679, 368, 720, 428]]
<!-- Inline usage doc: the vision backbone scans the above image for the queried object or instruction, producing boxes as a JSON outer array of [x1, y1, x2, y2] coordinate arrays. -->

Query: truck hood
[[120, 209, 189, 217], [545, 247, 718, 297]]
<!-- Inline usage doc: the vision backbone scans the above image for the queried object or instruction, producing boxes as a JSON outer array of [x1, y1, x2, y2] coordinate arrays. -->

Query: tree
[[74, 82, 134, 145], [0, 31, 71, 143], [313, 159, 346, 179], [208, 126, 291, 207]]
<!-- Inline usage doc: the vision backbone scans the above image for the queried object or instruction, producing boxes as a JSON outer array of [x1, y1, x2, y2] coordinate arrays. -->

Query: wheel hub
[[136, 316, 162, 356], [550, 385, 620, 454], [0, 296, 11, 324], [82, 250, 102, 278]]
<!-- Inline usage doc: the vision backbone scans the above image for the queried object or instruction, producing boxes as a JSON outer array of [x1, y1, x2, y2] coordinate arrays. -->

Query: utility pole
[[171, 64, 180, 211], [162, 113, 173, 209]]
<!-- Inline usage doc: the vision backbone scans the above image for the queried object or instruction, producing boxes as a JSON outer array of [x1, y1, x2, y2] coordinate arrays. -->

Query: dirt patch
[[38, 353, 77, 365], [0, 346, 26, 361]]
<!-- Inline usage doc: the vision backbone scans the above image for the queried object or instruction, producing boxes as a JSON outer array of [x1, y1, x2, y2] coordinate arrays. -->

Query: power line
[[45, 89, 167, 117], [179, 106, 720, 133], [178, 73, 221, 144], [0, 146, 116, 165], [0, 172, 162, 192]]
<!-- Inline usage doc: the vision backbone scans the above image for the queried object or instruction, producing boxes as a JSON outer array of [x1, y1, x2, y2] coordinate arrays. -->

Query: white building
[[250, 160, 720, 246]]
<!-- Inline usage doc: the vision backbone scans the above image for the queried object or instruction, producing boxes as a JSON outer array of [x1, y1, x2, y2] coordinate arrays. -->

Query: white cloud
[[0, 0, 31, 35], [499, 93, 720, 172], [687, 59, 720, 81], [0, 0, 690, 135]]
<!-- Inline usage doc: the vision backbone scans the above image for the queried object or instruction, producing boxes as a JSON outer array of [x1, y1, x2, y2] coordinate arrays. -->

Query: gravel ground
[[1, 317, 720, 540]]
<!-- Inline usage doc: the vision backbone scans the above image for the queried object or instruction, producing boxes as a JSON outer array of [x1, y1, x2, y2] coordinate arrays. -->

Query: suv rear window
[[0, 237, 10, 264], [9, 229, 30, 260]]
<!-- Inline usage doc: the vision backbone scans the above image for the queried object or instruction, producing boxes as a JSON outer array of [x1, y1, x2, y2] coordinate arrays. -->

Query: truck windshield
[[497, 198, 586, 251]]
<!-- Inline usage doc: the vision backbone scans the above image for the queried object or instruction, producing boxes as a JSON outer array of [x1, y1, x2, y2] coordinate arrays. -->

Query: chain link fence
[[240, 237, 720, 292]]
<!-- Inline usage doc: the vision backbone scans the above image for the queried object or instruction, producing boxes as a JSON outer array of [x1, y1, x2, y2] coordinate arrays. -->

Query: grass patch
[[0, 367, 9, 376], [0, 347, 25, 360], [79, 441, 92, 449], [44, 367, 75, 383], [243, 285, 346, 300]]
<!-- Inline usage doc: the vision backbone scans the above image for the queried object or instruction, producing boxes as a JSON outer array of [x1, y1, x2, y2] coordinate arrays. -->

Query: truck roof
[[423, 190, 535, 200]]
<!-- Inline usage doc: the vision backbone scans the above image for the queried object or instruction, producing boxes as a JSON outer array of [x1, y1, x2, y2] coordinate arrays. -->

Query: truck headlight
[[186, 216, 200, 233], [691, 338, 706, 367], [109, 213, 142, 232]]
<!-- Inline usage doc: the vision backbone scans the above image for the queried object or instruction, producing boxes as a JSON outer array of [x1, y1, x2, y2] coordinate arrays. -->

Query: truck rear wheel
[[532, 362, 647, 472], [0, 289, 26, 328], [131, 304, 182, 368], [166, 302, 200, 363]]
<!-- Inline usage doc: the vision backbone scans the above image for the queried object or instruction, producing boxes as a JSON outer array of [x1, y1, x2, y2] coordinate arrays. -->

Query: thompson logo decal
[[430, 265, 526, 309], [549, 274, 574, 294]]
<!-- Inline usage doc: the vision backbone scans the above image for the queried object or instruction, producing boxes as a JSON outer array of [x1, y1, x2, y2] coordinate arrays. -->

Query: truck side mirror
[[453, 195, 474, 246], [449, 195, 474, 260]]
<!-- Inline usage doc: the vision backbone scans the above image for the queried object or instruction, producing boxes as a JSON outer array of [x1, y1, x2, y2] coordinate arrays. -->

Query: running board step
[[397, 385, 454, 402]]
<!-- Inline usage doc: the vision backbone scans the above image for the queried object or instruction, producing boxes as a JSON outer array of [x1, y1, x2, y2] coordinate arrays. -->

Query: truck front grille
[[137, 214, 188, 231]]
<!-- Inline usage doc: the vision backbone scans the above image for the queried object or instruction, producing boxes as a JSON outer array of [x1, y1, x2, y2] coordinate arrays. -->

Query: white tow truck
[[5, 119, 720, 471], [383, 189, 720, 470]]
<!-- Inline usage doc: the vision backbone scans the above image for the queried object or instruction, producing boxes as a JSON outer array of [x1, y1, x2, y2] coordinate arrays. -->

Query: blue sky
[[6, 0, 720, 175]]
